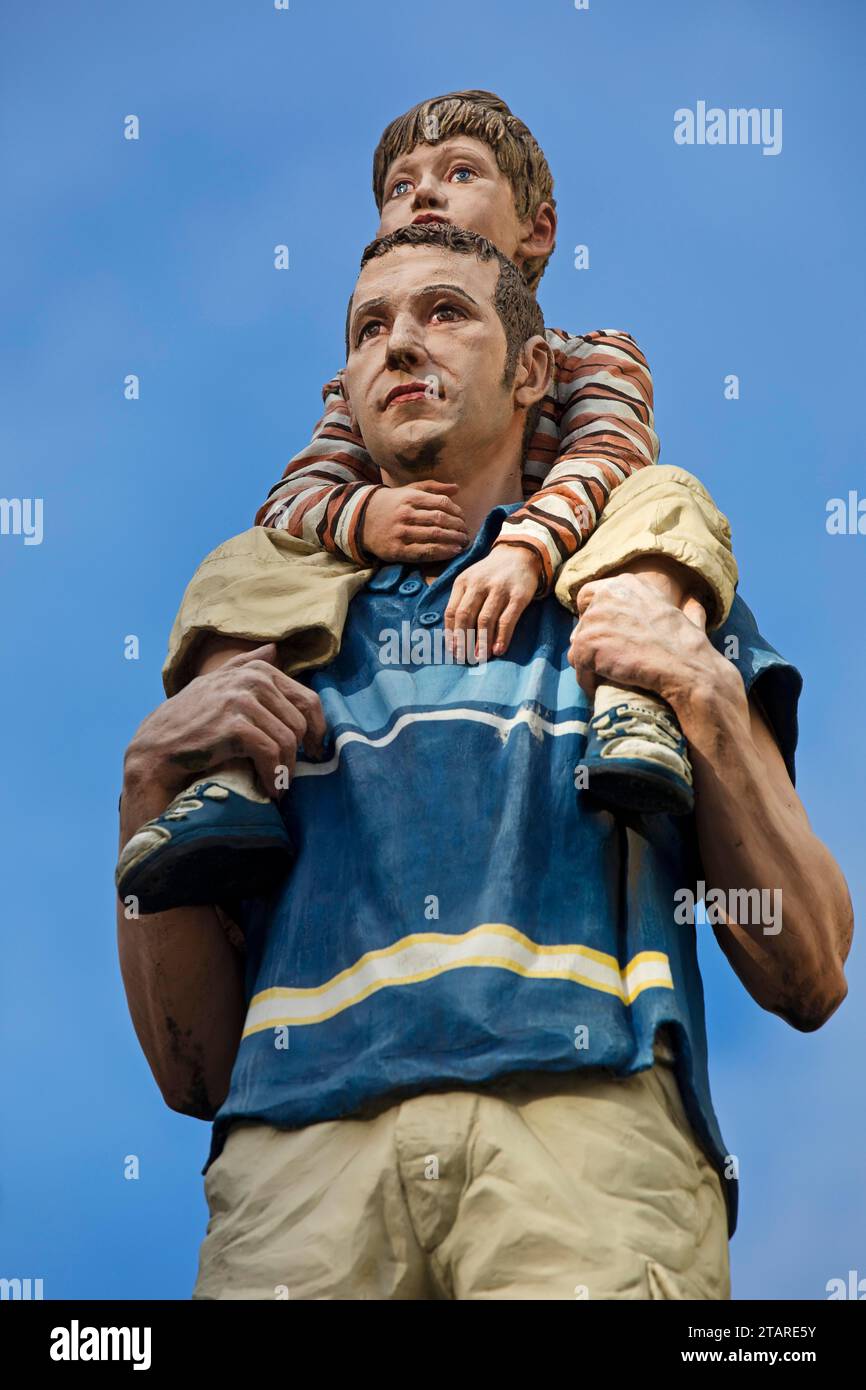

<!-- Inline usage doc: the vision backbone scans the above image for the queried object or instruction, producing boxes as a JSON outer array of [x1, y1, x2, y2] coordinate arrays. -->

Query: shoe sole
[[585, 763, 695, 816], [118, 833, 294, 915]]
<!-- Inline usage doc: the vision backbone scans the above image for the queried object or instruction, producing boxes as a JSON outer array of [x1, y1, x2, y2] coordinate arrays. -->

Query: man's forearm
[[671, 662, 852, 1030], [116, 762, 246, 1117]]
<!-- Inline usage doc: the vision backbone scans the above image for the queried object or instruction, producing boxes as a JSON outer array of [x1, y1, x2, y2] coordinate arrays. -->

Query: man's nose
[[385, 312, 425, 372]]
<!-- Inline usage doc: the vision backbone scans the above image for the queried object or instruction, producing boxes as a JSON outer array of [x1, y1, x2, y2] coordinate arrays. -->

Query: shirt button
[[399, 579, 422, 596], [418, 610, 441, 626]]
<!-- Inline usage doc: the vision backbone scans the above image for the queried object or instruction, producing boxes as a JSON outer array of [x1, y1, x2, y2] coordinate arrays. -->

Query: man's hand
[[444, 544, 542, 661], [361, 480, 469, 562], [567, 572, 721, 716], [123, 643, 327, 810]]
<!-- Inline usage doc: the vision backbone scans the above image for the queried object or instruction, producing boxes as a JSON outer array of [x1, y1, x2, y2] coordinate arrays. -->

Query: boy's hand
[[361, 480, 469, 562], [444, 545, 542, 661]]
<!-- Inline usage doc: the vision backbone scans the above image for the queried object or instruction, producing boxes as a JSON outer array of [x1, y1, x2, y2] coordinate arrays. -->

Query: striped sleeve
[[496, 328, 661, 594], [255, 370, 383, 564]]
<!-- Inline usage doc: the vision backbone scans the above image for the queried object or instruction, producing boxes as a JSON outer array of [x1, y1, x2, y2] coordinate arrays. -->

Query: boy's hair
[[347, 221, 546, 454], [372, 89, 556, 291]]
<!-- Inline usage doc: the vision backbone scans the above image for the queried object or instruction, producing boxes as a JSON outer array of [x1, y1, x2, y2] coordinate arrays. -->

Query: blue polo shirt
[[207, 503, 802, 1239]]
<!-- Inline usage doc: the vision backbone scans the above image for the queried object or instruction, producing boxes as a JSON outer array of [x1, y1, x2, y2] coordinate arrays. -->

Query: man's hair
[[372, 89, 556, 291], [345, 221, 546, 457]]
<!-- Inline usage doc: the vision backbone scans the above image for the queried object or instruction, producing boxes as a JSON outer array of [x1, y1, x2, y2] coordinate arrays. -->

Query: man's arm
[[116, 641, 326, 1116], [679, 670, 851, 1029], [117, 778, 247, 1119], [569, 575, 852, 1031]]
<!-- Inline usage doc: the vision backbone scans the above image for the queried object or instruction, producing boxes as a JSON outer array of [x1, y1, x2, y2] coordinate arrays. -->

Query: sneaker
[[115, 778, 293, 915], [583, 686, 694, 816]]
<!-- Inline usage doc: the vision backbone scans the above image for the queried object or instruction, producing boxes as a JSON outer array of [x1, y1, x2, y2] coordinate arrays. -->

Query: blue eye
[[451, 167, 475, 183], [390, 179, 412, 198]]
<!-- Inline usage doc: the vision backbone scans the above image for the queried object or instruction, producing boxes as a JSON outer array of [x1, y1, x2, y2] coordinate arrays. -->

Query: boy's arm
[[255, 370, 468, 565], [493, 329, 660, 594], [255, 371, 384, 564]]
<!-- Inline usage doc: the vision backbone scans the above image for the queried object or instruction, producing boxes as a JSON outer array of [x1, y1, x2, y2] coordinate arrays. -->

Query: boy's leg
[[556, 464, 738, 632], [116, 526, 372, 915], [587, 553, 709, 812], [180, 634, 275, 799], [554, 466, 738, 816], [114, 632, 294, 916]]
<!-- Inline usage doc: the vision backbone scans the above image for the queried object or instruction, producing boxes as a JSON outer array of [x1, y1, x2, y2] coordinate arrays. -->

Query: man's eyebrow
[[350, 283, 482, 333], [350, 295, 389, 327], [412, 283, 481, 308]]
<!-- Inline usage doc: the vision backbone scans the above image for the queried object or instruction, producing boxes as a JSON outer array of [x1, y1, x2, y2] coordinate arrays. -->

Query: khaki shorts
[[193, 1042, 731, 1301], [554, 464, 738, 630]]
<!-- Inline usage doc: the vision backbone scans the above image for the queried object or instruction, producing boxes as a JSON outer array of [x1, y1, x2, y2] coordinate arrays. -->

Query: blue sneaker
[[115, 778, 293, 914], [583, 687, 694, 816]]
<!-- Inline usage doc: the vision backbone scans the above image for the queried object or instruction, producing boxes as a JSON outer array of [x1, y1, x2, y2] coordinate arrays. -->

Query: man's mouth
[[412, 213, 451, 226], [384, 381, 436, 408]]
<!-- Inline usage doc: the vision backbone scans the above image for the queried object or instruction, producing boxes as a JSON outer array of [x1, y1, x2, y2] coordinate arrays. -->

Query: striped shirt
[[206, 502, 803, 1240], [255, 328, 660, 593]]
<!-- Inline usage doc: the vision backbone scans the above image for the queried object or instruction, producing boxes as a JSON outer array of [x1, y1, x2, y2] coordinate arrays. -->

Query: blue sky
[[1, 0, 863, 1300]]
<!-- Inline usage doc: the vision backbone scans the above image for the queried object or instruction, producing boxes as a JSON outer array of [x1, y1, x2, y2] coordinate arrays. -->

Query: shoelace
[[161, 783, 210, 821], [593, 703, 686, 754]]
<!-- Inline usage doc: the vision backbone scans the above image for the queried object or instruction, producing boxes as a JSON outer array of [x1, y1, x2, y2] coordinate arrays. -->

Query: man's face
[[376, 136, 527, 264], [344, 244, 516, 479]]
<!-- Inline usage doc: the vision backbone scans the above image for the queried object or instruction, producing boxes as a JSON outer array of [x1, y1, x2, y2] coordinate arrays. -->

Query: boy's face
[[377, 136, 530, 267], [344, 243, 518, 481]]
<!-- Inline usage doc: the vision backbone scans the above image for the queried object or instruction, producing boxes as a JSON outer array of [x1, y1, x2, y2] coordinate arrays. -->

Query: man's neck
[[424, 463, 522, 583], [386, 438, 525, 582], [451, 458, 524, 538]]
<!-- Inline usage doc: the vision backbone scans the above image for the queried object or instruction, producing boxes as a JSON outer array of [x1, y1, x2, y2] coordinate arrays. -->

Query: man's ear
[[513, 334, 554, 410], [516, 201, 557, 265]]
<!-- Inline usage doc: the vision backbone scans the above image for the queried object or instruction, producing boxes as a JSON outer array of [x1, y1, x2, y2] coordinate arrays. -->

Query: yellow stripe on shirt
[[242, 923, 673, 1037]]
